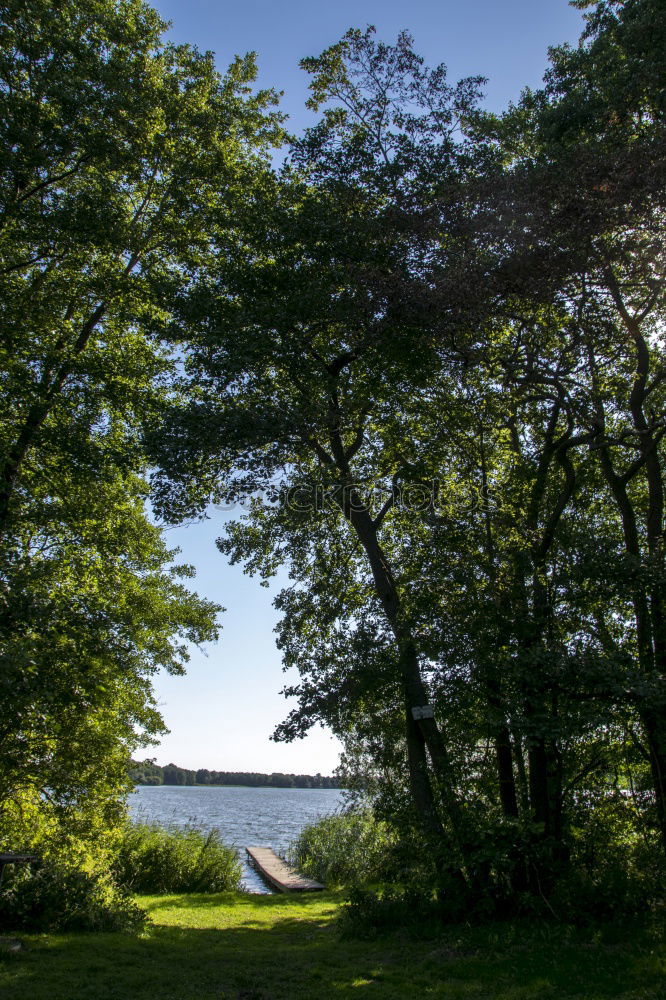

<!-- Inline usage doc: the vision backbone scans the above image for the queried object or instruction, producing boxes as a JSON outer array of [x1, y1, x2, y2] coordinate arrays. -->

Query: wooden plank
[[245, 846, 324, 893]]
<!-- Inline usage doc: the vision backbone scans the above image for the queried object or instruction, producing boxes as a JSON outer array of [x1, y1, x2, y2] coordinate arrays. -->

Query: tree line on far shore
[[129, 760, 341, 788]]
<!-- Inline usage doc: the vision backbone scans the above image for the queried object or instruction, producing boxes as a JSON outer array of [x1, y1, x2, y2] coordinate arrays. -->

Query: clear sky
[[143, 0, 586, 775]]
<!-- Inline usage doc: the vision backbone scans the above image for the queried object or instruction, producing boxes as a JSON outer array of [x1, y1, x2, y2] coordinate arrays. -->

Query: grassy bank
[[0, 891, 663, 999]]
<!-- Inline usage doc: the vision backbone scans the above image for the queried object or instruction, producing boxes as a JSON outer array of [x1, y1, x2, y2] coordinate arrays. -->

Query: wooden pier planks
[[245, 846, 325, 893]]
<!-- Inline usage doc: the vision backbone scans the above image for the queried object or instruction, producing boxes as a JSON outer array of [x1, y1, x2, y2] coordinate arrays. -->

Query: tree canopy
[[2, 0, 664, 921], [149, 4, 666, 913], [0, 0, 280, 874]]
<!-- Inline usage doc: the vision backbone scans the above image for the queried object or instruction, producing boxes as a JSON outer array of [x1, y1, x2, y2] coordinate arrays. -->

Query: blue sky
[[145, 0, 586, 774]]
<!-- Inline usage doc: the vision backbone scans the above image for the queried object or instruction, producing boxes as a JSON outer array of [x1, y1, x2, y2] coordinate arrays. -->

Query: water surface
[[128, 784, 343, 892]]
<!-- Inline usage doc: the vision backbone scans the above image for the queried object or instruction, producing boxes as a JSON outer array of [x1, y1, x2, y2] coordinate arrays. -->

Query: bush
[[340, 884, 442, 938], [112, 822, 242, 894], [288, 809, 397, 887], [0, 859, 146, 933], [545, 834, 666, 924]]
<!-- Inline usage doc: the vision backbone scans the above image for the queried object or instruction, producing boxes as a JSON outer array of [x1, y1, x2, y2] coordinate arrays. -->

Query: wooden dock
[[245, 846, 325, 893]]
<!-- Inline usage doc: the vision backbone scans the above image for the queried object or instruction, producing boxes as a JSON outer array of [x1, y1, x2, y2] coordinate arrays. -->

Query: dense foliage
[[0, 857, 145, 933], [0, 0, 278, 924], [129, 759, 340, 788], [288, 810, 397, 887], [112, 822, 242, 894], [150, 1, 666, 917], [1, 0, 664, 927]]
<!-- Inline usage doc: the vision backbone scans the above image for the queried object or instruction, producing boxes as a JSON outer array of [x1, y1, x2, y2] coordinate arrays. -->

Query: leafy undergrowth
[[0, 891, 663, 1000], [112, 822, 243, 894]]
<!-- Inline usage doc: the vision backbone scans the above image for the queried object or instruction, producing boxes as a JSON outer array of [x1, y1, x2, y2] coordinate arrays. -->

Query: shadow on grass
[[0, 900, 663, 1000]]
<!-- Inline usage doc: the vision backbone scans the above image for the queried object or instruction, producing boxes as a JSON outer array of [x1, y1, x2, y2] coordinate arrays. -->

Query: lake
[[128, 785, 344, 892]]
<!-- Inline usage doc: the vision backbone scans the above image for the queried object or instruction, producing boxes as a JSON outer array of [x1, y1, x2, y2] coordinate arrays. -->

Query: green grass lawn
[[0, 891, 663, 1000]]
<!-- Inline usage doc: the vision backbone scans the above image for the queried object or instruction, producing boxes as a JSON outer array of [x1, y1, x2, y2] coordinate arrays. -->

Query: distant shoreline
[[132, 783, 344, 790], [129, 759, 342, 790]]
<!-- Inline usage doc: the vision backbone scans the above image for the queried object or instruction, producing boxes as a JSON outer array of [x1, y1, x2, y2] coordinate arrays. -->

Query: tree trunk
[[331, 491, 472, 889], [495, 724, 519, 820], [640, 706, 666, 849], [348, 505, 467, 834]]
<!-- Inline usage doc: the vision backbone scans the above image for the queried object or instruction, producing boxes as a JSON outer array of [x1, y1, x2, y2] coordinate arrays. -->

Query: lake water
[[128, 785, 344, 893]]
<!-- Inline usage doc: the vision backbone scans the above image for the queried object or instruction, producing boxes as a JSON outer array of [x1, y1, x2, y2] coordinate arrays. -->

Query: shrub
[[340, 884, 442, 938], [112, 822, 242, 893], [288, 809, 397, 887], [545, 834, 666, 924], [0, 859, 145, 933]]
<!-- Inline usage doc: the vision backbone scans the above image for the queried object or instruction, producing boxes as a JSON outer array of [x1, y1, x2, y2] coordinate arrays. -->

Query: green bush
[[0, 860, 146, 933], [112, 822, 242, 894], [340, 884, 442, 938], [288, 809, 397, 887], [546, 834, 666, 924]]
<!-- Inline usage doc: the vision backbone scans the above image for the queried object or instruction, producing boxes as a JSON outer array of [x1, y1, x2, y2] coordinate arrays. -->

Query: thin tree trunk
[[495, 725, 519, 819], [348, 503, 469, 857]]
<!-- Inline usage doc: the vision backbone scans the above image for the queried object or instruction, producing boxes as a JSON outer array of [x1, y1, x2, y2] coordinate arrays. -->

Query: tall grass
[[288, 810, 396, 888], [112, 822, 242, 894]]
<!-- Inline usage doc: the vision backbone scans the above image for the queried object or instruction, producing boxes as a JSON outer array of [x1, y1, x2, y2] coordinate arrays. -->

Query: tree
[[496, 0, 666, 851], [219, 301, 631, 895], [0, 0, 278, 862], [149, 29, 509, 902], [0, 0, 280, 536], [0, 475, 219, 862], [150, 11, 666, 912]]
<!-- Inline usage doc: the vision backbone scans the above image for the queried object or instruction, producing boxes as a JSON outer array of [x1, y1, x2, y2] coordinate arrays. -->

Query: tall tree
[[0, 0, 280, 537], [0, 0, 278, 855], [150, 29, 494, 899], [498, 0, 666, 850]]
